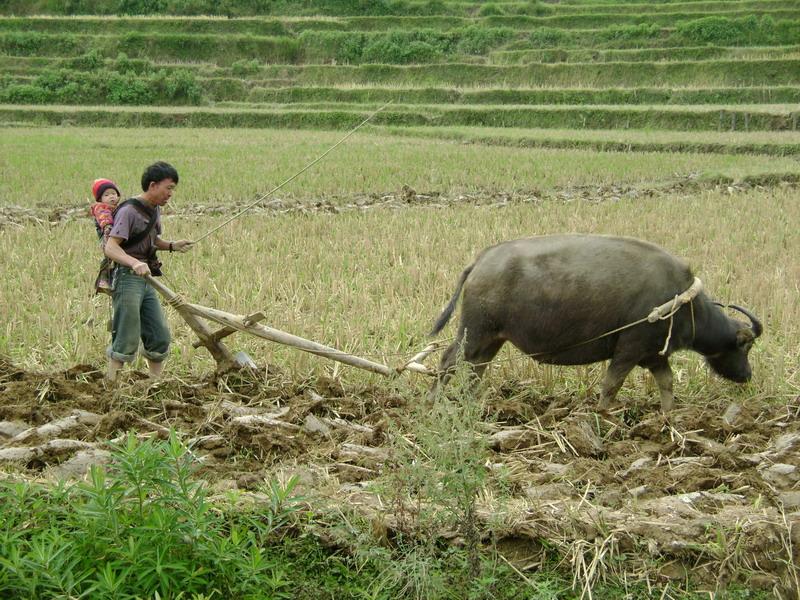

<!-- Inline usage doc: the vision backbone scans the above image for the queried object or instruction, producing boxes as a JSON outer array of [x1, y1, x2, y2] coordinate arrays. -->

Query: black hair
[[141, 161, 179, 191]]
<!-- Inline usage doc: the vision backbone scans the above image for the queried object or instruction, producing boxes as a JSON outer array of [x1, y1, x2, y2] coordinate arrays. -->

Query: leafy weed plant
[[0, 431, 302, 599], [376, 361, 490, 595]]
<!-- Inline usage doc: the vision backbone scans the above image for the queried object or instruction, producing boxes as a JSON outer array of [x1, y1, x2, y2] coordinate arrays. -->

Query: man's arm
[[155, 237, 194, 253], [105, 236, 151, 276]]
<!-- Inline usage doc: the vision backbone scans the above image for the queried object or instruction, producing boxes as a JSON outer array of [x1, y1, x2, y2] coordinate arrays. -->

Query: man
[[104, 161, 193, 381]]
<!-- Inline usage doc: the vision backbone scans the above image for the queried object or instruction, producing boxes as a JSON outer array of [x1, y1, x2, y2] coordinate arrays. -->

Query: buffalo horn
[[728, 304, 763, 338], [714, 302, 763, 338]]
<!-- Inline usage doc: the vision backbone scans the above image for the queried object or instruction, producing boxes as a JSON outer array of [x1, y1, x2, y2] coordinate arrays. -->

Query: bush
[[0, 31, 46, 55], [0, 83, 48, 103], [106, 71, 153, 103], [245, 0, 393, 16], [32, 69, 86, 103], [529, 27, 571, 48], [0, 66, 204, 105], [599, 23, 661, 43], [301, 27, 514, 64], [336, 32, 367, 63], [362, 29, 450, 64], [299, 30, 367, 64], [676, 15, 781, 46], [477, 3, 503, 17], [117, 0, 167, 14], [456, 25, 513, 55], [231, 57, 261, 75], [363, 38, 441, 64], [161, 68, 203, 102], [63, 49, 104, 71], [510, 0, 555, 16], [112, 52, 149, 74]]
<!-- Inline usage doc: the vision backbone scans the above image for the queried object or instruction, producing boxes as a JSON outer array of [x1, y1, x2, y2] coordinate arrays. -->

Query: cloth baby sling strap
[[94, 199, 161, 295], [117, 198, 159, 249], [118, 198, 163, 277]]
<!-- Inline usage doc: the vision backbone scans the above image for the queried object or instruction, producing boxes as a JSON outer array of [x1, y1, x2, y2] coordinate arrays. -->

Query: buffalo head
[[706, 304, 763, 383]]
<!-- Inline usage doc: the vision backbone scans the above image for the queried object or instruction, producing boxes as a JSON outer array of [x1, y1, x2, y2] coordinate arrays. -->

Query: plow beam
[[184, 303, 395, 377], [146, 275, 436, 377]]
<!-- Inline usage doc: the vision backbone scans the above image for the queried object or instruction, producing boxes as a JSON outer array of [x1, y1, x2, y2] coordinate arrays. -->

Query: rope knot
[[166, 294, 187, 309]]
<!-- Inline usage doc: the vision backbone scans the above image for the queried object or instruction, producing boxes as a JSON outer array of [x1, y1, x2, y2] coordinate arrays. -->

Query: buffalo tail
[[429, 265, 474, 336]]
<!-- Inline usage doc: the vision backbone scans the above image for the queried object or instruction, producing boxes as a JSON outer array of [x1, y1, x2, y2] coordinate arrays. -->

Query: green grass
[[2, 126, 798, 208], [0, 432, 305, 598], [0, 15, 798, 58], [7, 61, 800, 106], [489, 44, 800, 64], [1, 14, 797, 52], [1, 0, 797, 17], [2, 11, 799, 31], [0, 430, 515, 599], [3, 103, 799, 131], [239, 84, 800, 106], [3, 31, 799, 80], [270, 60, 800, 87], [382, 125, 800, 156], [549, 0, 797, 14]]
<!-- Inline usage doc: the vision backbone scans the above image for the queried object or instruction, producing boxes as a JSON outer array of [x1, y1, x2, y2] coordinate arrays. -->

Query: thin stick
[[192, 102, 392, 244]]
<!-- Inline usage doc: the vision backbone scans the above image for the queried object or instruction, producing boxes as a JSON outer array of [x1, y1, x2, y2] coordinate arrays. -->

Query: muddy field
[[2, 174, 791, 229], [1, 356, 798, 596]]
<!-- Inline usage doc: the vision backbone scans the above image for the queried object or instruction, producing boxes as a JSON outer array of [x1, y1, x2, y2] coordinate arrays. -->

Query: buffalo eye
[[735, 329, 754, 350]]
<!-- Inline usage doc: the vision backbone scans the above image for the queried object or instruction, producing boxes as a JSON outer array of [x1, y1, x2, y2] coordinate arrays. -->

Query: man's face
[[148, 178, 177, 206]]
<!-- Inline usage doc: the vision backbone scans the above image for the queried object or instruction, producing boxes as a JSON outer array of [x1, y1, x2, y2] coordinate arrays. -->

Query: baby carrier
[[93, 199, 161, 294]]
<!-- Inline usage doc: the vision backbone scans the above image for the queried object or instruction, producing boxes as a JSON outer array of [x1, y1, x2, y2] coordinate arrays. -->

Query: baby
[[90, 178, 121, 294]]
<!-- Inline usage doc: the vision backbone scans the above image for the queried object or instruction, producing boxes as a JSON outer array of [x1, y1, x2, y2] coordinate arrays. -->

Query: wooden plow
[[145, 276, 439, 378]]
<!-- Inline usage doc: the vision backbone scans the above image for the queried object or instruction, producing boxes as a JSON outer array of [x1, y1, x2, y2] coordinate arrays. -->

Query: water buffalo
[[430, 234, 762, 412]]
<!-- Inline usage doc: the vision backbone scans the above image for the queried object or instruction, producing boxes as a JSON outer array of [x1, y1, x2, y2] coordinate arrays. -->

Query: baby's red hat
[[92, 178, 120, 202]]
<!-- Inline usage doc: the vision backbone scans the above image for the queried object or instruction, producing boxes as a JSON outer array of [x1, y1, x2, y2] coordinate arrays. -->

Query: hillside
[[0, 0, 798, 157]]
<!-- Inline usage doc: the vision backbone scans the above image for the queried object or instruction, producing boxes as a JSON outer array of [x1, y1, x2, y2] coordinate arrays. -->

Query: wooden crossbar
[[192, 311, 267, 348]]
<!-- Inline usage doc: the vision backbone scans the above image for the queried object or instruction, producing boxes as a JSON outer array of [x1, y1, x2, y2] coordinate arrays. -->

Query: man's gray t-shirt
[[109, 200, 162, 261]]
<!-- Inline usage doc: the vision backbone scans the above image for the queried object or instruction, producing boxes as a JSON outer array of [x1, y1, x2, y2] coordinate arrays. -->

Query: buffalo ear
[[736, 328, 755, 349]]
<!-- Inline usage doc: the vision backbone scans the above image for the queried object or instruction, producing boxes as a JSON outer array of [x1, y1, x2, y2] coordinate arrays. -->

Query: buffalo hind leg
[[597, 357, 637, 411], [429, 330, 504, 399], [429, 336, 463, 398], [646, 358, 674, 413]]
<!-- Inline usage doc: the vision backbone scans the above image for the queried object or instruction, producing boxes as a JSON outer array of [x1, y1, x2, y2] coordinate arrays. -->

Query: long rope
[[191, 102, 392, 244]]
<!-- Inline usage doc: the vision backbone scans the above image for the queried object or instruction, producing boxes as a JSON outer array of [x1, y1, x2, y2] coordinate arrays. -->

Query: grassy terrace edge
[[1, 11, 800, 31], [381, 125, 800, 156], [4, 54, 800, 100], [2, 104, 798, 132]]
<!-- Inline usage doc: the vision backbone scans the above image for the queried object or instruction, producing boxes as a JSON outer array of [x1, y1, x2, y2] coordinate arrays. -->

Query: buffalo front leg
[[648, 359, 674, 413], [597, 358, 636, 411]]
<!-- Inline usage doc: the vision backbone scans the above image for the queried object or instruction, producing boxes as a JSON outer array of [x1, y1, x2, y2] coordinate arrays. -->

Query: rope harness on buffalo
[[537, 277, 702, 359], [591, 276, 703, 357], [466, 277, 704, 369]]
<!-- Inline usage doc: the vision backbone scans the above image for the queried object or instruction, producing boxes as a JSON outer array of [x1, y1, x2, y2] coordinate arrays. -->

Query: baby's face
[[101, 188, 120, 205]]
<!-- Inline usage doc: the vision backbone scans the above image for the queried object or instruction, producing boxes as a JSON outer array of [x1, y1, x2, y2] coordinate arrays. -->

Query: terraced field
[[1, 1, 799, 598], [1, 0, 799, 159]]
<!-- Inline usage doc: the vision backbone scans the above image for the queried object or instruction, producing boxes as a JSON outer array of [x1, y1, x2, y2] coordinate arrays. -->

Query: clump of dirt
[[1, 357, 798, 594], [92, 411, 142, 439]]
